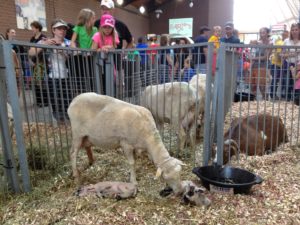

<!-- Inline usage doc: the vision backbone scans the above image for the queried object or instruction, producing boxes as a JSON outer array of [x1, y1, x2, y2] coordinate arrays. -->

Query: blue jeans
[[281, 61, 294, 100]]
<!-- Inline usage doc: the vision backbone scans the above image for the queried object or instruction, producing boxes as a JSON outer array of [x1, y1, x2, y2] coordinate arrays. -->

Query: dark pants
[[32, 63, 49, 106], [139, 63, 148, 87], [48, 78, 71, 122], [34, 82, 49, 107], [294, 89, 300, 105], [124, 61, 137, 97], [68, 55, 95, 93], [281, 61, 294, 100]]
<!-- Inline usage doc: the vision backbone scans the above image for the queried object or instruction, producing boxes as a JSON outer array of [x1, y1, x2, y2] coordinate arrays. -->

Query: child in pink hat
[[91, 14, 119, 52]]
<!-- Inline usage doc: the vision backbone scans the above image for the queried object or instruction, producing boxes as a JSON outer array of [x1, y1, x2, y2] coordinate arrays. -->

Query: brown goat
[[216, 114, 288, 164]]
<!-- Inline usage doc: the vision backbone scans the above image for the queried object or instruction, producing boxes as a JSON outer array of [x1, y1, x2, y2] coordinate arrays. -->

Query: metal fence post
[[94, 53, 102, 94], [203, 42, 214, 165], [215, 44, 226, 165], [213, 43, 240, 165], [105, 52, 115, 97], [0, 42, 21, 193], [2, 41, 31, 192]]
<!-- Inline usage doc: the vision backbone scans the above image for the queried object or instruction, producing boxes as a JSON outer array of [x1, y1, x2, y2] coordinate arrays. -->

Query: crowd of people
[[2, 0, 300, 123]]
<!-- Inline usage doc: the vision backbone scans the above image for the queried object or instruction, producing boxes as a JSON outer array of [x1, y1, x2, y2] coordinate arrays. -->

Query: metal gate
[[1, 39, 299, 195]]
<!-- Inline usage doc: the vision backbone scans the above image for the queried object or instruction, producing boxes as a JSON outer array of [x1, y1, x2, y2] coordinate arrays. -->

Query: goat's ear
[[155, 168, 162, 179]]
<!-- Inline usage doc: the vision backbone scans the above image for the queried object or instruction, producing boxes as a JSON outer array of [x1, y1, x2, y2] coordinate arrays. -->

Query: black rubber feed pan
[[234, 92, 256, 102], [192, 165, 263, 194]]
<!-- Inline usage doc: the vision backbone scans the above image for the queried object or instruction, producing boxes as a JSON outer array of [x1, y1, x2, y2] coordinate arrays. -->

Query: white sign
[[15, 0, 47, 31], [169, 18, 193, 37]]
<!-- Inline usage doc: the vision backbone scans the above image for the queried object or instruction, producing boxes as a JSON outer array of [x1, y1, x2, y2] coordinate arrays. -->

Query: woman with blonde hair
[[281, 23, 300, 101]]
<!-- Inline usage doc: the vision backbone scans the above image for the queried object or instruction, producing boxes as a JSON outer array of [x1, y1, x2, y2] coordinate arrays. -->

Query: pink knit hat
[[100, 14, 115, 28]]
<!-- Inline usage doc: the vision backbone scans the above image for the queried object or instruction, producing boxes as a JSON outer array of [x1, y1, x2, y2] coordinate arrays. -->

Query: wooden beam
[[123, 0, 137, 7], [146, 0, 173, 13]]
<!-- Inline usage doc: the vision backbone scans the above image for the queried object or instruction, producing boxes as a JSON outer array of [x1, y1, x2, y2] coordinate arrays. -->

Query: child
[[91, 14, 119, 52], [181, 58, 196, 82], [71, 8, 97, 49], [70, 9, 97, 92], [91, 14, 119, 94]]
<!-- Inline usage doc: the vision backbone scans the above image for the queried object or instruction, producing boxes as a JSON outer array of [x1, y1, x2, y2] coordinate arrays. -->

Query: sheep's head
[[155, 157, 185, 194]]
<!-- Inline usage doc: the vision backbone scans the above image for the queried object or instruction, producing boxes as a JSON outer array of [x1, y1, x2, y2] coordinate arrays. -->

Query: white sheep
[[68, 92, 185, 194], [189, 74, 213, 138], [0, 103, 14, 152], [75, 181, 138, 200], [140, 82, 201, 150]]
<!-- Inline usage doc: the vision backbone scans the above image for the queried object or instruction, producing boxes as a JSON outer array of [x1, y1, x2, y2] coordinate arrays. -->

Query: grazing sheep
[[68, 93, 185, 194], [214, 114, 288, 164], [75, 181, 137, 200], [140, 82, 200, 150]]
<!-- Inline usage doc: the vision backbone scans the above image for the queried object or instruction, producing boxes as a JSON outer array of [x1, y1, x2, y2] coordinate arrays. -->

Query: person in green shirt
[[71, 8, 97, 49], [70, 8, 98, 93]]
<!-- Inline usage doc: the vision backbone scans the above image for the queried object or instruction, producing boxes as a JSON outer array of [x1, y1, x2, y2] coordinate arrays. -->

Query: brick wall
[[0, 0, 150, 42], [0, 0, 233, 42]]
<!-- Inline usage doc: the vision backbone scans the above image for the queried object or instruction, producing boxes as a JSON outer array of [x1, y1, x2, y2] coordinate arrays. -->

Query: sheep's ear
[[155, 168, 162, 179], [179, 161, 187, 166]]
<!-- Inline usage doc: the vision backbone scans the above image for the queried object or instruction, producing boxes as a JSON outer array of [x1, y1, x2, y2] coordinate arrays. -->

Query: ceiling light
[[116, 0, 124, 5], [139, 5, 145, 14], [189, 0, 194, 8]]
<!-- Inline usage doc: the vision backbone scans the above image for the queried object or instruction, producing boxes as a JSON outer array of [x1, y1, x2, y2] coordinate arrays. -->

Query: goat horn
[[224, 139, 239, 155]]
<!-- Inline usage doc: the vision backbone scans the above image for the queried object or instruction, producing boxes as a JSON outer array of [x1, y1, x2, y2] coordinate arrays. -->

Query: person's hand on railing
[[101, 45, 114, 53]]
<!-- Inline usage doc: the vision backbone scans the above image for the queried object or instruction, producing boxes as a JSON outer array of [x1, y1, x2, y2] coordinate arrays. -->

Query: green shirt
[[73, 25, 98, 49], [127, 50, 139, 61]]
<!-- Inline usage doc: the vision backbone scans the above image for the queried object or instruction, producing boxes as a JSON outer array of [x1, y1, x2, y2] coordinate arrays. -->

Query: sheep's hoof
[[73, 171, 82, 184], [131, 180, 138, 186]]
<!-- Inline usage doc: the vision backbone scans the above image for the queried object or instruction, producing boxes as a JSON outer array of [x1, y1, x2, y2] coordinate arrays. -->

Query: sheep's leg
[[156, 121, 164, 132], [178, 126, 187, 151], [189, 122, 197, 150], [70, 138, 82, 181], [85, 146, 94, 165], [122, 143, 137, 185]]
